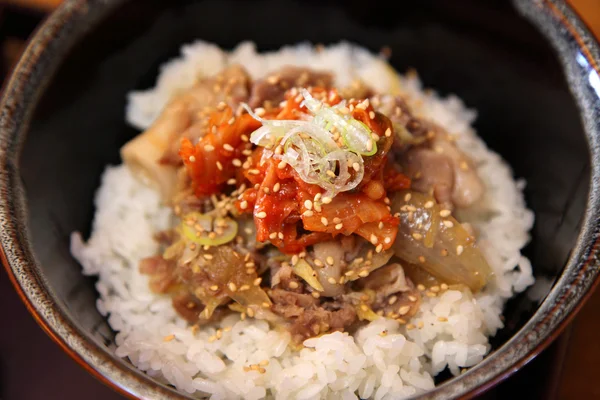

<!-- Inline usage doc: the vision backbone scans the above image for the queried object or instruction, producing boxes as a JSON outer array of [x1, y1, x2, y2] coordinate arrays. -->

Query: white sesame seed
[[375, 244, 383, 253], [404, 193, 412, 202], [385, 128, 392, 137], [302, 210, 314, 217], [278, 160, 287, 169], [321, 196, 332, 204], [369, 111, 375, 119], [254, 107, 266, 117], [412, 233, 423, 240], [424, 201, 434, 209], [335, 223, 343, 230], [228, 117, 235, 125], [269, 232, 277, 239], [384, 237, 391, 244], [256, 211, 267, 218], [456, 245, 464, 255], [443, 220, 454, 228], [189, 155, 196, 162], [223, 143, 234, 151], [204, 144, 215, 152], [228, 282, 237, 292], [304, 200, 313, 210], [216, 161, 223, 171], [358, 270, 369, 278], [248, 169, 260, 175], [240, 200, 248, 210], [288, 281, 299, 289], [326, 256, 334, 266], [352, 162, 360, 172], [327, 277, 337, 285], [232, 158, 242, 167], [440, 209, 451, 217], [321, 217, 328, 226], [370, 234, 378, 245]]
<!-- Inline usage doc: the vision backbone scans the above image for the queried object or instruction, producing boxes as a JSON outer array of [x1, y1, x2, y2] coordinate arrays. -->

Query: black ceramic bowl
[[1, 0, 599, 399]]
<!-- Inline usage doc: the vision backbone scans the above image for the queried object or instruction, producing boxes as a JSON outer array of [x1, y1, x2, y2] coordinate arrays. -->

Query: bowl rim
[[1, 0, 600, 399]]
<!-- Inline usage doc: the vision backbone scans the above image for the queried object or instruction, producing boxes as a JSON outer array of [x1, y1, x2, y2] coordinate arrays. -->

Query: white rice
[[71, 41, 535, 399]]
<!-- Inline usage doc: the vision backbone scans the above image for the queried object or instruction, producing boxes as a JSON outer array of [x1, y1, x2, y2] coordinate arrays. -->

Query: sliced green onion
[[181, 212, 238, 247]]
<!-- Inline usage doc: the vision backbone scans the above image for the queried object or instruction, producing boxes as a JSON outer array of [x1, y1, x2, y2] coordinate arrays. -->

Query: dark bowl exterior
[[1, 0, 600, 399]]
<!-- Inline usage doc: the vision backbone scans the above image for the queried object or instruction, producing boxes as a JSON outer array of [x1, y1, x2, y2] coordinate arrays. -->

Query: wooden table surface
[[0, 0, 599, 399]]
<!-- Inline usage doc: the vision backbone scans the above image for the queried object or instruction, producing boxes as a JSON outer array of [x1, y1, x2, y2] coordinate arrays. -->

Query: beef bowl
[[1, 0, 600, 399]]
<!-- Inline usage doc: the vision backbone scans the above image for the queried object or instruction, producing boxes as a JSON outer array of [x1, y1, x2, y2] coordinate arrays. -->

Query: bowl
[[1, 0, 599, 399]]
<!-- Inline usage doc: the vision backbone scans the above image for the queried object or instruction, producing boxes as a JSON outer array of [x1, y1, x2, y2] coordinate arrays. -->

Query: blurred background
[[0, 0, 599, 399]]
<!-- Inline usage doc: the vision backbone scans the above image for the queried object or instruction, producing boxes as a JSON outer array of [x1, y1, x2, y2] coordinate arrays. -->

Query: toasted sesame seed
[[311, 291, 321, 299], [256, 211, 267, 218], [418, 256, 426, 263], [223, 143, 234, 151], [208, 335, 217, 343], [327, 277, 337, 285], [188, 155, 196, 163], [240, 284, 250, 291], [438, 316, 448, 322], [240, 200, 248, 210], [417, 321, 425, 329], [228, 282, 237, 292], [232, 158, 242, 167], [441, 283, 449, 290], [456, 245, 464, 255], [326, 256, 335, 266], [370, 234, 378, 244], [321, 217, 329, 226], [227, 178, 237, 185], [404, 193, 412, 202], [408, 295, 417, 302], [424, 201, 434, 209], [289, 281, 299, 289], [385, 127, 392, 137], [398, 305, 411, 315], [163, 334, 175, 342], [375, 244, 383, 253], [253, 278, 262, 286], [203, 254, 214, 260], [430, 285, 440, 293], [412, 233, 423, 240], [417, 284, 426, 292], [278, 160, 287, 169], [210, 285, 219, 291], [360, 304, 369, 312], [388, 296, 398, 305], [345, 270, 356, 277], [406, 323, 415, 330], [314, 259, 324, 267], [246, 307, 255, 317], [358, 269, 369, 278], [215, 161, 223, 171], [369, 111, 375, 119], [440, 209, 451, 217], [443, 220, 454, 228], [204, 144, 215, 152], [426, 291, 437, 298]]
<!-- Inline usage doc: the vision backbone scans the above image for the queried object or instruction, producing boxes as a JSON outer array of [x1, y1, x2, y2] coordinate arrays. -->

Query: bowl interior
[[18, 0, 590, 393]]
